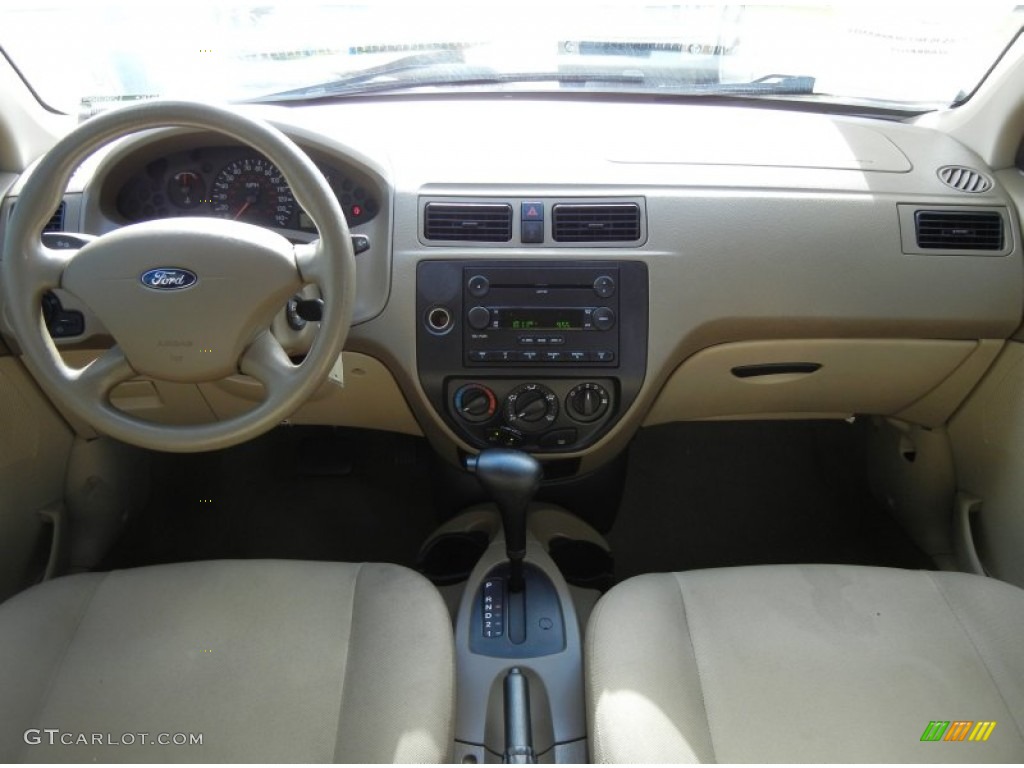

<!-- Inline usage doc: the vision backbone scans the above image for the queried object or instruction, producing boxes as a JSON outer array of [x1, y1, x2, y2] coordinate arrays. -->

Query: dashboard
[[2, 97, 1021, 475]]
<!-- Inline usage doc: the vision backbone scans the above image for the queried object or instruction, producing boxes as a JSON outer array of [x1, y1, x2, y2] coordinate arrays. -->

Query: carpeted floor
[[607, 420, 934, 581], [101, 426, 439, 570], [102, 420, 932, 584]]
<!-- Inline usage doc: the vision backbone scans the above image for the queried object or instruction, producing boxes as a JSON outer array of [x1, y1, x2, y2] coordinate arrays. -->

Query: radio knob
[[567, 382, 611, 423], [454, 383, 497, 423], [592, 307, 616, 331], [593, 275, 616, 298], [467, 305, 491, 330], [467, 275, 490, 297], [505, 383, 559, 433]]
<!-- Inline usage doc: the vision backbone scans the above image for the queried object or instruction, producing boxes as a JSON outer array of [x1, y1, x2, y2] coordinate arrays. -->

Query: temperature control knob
[[505, 383, 558, 433], [566, 382, 611, 423], [454, 383, 498, 423]]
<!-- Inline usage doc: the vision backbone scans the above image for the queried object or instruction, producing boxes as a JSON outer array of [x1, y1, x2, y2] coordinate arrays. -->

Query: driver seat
[[0, 559, 454, 762]]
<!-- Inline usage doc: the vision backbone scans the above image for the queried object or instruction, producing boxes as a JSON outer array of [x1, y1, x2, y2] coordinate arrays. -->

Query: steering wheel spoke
[[24, 242, 76, 293], [239, 330, 299, 399], [69, 346, 136, 402], [293, 240, 324, 284]]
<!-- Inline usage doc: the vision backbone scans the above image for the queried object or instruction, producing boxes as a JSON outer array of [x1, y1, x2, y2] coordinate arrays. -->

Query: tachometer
[[211, 156, 295, 228]]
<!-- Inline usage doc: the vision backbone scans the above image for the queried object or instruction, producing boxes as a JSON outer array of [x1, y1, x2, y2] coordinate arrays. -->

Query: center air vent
[[915, 210, 1004, 251], [424, 202, 512, 242], [552, 203, 641, 242]]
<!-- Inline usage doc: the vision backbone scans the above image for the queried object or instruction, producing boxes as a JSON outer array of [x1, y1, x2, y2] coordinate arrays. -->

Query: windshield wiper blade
[[245, 66, 813, 104], [685, 74, 816, 96], [245, 48, 467, 103]]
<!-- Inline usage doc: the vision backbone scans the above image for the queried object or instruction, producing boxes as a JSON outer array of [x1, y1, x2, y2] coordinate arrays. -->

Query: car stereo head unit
[[459, 266, 620, 367], [416, 261, 648, 454]]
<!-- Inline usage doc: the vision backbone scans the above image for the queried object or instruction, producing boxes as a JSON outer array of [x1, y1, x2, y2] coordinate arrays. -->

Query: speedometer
[[211, 156, 296, 228]]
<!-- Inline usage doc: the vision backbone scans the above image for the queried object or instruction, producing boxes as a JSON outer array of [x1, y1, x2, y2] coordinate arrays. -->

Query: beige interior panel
[[948, 340, 1024, 588], [0, 357, 73, 601], [644, 339, 981, 426], [60, 350, 418, 434], [200, 352, 421, 435], [896, 339, 1004, 425]]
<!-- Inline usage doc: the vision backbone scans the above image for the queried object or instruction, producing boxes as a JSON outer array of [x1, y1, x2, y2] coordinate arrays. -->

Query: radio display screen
[[498, 308, 584, 331]]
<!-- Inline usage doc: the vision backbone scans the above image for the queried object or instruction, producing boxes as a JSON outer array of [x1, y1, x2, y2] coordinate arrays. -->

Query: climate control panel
[[417, 260, 647, 454], [447, 379, 616, 451]]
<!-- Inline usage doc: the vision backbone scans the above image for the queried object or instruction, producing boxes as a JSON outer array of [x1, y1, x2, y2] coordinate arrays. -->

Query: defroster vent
[[424, 202, 512, 242], [915, 210, 1003, 251]]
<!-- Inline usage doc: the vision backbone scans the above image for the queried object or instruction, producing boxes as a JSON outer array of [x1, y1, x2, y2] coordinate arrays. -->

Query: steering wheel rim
[[1, 101, 356, 453]]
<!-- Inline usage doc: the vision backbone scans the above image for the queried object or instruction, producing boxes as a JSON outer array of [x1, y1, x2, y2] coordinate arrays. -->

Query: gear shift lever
[[465, 448, 542, 592]]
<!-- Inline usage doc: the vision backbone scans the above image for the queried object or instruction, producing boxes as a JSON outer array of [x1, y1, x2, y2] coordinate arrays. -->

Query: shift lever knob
[[465, 448, 542, 591]]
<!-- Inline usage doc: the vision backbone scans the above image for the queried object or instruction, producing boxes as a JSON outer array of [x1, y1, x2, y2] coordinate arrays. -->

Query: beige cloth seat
[[586, 564, 1024, 763], [0, 559, 454, 763]]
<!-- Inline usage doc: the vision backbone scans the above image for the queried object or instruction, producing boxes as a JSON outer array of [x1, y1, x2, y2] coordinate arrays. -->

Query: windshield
[[1, 2, 1022, 115]]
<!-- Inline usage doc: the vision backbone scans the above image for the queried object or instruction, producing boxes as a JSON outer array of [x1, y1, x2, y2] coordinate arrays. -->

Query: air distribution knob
[[505, 383, 558, 432]]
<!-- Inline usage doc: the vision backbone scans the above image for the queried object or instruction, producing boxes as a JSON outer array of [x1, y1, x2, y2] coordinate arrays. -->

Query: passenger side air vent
[[424, 202, 512, 242], [552, 203, 641, 242], [937, 166, 992, 194], [43, 201, 66, 232], [914, 210, 1003, 251]]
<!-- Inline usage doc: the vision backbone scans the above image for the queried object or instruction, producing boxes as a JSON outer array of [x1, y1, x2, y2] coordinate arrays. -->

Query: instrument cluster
[[114, 145, 380, 233]]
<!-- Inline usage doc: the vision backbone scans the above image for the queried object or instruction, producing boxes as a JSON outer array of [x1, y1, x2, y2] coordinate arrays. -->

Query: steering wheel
[[1, 101, 356, 452]]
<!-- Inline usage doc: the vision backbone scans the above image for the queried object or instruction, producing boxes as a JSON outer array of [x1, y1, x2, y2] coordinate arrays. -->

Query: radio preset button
[[468, 305, 491, 330], [592, 350, 616, 363], [568, 350, 588, 362]]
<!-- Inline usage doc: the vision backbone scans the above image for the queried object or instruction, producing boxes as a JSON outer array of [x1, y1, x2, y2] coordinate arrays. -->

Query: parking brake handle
[[502, 668, 537, 764], [464, 448, 542, 592]]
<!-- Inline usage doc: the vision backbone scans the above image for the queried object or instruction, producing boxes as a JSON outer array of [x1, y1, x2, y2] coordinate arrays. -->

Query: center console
[[416, 261, 648, 454]]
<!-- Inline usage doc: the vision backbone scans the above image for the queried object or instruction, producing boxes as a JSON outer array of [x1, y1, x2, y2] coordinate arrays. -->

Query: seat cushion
[[0, 560, 454, 763], [586, 564, 1024, 763]]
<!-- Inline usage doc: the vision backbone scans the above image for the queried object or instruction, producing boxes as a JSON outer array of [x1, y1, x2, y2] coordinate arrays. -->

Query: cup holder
[[417, 530, 490, 585]]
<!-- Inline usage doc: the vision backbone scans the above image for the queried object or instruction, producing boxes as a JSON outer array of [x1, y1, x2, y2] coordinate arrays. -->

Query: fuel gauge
[[167, 171, 206, 209]]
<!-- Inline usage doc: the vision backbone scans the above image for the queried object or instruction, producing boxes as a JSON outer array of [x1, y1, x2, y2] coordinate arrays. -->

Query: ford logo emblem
[[140, 268, 197, 291]]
